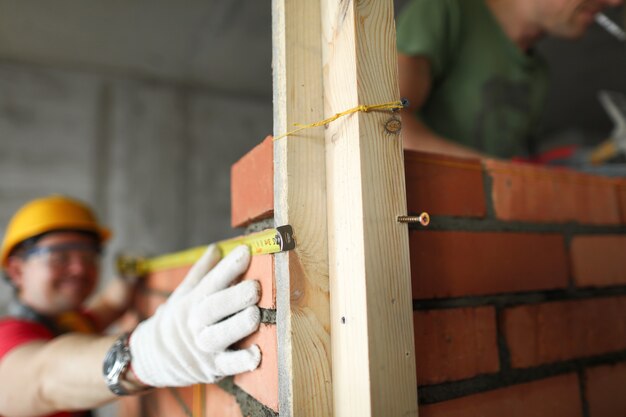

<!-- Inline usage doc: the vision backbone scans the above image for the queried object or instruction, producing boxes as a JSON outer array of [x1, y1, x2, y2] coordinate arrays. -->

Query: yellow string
[[273, 100, 405, 141]]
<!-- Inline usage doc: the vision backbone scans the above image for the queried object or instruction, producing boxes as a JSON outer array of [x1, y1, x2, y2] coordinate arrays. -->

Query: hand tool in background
[[595, 12, 626, 42], [589, 90, 626, 165], [116, 225, 295, 278]]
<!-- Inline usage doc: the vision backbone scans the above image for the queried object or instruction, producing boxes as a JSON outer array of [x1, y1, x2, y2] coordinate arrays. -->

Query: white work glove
[[129, 245, 261, 387]]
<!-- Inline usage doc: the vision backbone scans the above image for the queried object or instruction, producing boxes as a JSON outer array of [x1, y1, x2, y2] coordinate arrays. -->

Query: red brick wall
[[122, 142, 626, 416], [407, 151, 626, 417]]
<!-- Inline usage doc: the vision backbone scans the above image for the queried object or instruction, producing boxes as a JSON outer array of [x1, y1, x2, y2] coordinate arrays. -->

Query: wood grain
[[321, 0, 418, 415], [272, 0, 333, 415]]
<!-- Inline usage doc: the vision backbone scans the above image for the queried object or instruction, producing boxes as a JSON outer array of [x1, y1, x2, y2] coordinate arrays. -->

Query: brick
[[234, 324, 278, 412], [404, 151, 486, 218], [241, 254, 274, 309], [118, 396, 140, 417], [485, 159, 621, 225], [586, 362, 626, 417], [133, 291, 167, 319], [414, 307, 499, 385], [503, 297, 626, 368], [410, 231, 568, 299], [116, 310, 140, 333], [143, 387, 194, 417], [205, 383, 243, 417], [231, 135, 274, 228], [138, 392, 158, 416], [571, 235, 626, 288], [419, 374, 582, 417], [618, 180, 626, 223], [174, 386, 193, 413], [144, 265, 189, 294]]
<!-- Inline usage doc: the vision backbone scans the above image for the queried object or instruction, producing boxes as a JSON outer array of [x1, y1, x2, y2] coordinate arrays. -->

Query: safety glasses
[[22, 242, 102, 269]]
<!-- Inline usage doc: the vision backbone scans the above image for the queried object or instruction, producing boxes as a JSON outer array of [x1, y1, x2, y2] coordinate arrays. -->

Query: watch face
[[103, 337, 130, 378], [103, 342, 120, 377], [103, 333, 132, 396]]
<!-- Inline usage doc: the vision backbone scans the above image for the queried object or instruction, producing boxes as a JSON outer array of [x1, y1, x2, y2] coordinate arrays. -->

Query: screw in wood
[[397, 212, 430, 226], [385, 118, 402, 134]]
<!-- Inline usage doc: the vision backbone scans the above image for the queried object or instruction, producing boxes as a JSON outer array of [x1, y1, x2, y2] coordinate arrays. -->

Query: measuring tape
[[116, 225, 295, 276]]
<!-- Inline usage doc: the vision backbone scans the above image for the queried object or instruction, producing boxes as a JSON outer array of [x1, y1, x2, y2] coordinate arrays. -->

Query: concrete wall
[[537, 6, 626, 147], [0, 60, 272, 417], [0, 61, 272, 316]]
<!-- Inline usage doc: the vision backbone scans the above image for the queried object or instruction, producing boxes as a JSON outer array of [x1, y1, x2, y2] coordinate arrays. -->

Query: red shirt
[[0, 318, 54, 357], [0, 318, 90, 417]]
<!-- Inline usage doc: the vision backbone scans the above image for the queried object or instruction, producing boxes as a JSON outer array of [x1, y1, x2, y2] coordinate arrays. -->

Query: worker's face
[[538, 0, 623, 38], [7, 232, 100, 315]]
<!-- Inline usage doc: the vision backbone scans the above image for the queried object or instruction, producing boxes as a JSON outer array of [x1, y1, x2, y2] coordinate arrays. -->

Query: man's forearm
[[41, 334, 121, 412], [401, 111, 485, 159], [0, 333, 148, 417]]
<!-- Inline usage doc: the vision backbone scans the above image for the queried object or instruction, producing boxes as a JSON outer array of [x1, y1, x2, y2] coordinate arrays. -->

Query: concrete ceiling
[[0, 0, 620, 110], [0, 0, 274, 97]]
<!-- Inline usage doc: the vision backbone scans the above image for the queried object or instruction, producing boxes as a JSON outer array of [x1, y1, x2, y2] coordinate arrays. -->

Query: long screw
[[397, 212, 430, 227]]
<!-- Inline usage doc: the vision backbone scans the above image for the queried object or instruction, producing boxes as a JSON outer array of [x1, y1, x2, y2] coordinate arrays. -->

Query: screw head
[[385, 118, 402, 134]]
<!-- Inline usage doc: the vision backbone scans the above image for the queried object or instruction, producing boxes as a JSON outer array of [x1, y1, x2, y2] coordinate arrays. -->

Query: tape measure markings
[[117, 225, 295, 276]]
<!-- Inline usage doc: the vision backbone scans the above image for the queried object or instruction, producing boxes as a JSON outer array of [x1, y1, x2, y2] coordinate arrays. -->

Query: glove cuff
[[129, 318, 165, 387]]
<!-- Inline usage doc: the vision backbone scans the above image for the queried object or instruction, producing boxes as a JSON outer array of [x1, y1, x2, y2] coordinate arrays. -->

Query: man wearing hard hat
[[0, 195, 261, 417]]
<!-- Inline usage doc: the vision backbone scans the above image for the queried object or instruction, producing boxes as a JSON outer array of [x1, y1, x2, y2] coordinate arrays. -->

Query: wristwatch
[[102, 333, 132, 396]]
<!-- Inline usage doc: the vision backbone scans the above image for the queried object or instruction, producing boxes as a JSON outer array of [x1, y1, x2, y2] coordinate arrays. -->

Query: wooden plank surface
[[271, 0, 333, 416], [321, 0, 418, 415]]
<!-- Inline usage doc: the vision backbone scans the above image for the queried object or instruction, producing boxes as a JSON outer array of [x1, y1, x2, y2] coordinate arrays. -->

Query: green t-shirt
[[397, 0, 549, 158]]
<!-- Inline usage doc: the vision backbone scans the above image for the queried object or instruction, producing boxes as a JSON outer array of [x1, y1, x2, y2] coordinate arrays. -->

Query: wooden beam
[[321, 0, 418, 416], [271, 0, 333, 416], [273, 0, 416, 415]]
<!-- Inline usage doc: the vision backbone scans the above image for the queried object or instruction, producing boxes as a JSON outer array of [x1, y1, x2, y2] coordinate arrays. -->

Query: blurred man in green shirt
[[397, 0, 623, 159]]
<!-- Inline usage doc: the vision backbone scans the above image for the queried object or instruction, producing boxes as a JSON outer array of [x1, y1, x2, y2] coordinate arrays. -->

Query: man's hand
[[87, 275, 140, 332], [129, 245, 261, 387]]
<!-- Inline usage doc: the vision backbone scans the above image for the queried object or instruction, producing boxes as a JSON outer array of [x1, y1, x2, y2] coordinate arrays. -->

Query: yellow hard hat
[[1, 195, 111, 267]]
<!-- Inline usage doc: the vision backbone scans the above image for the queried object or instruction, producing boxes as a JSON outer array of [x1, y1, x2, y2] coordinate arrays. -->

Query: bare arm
[[398, 53, 484, 159], [0, 334, 147, 417]]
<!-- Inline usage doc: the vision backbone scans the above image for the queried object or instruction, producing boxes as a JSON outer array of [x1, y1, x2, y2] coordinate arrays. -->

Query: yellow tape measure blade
[[132, 225, 296, 274]]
